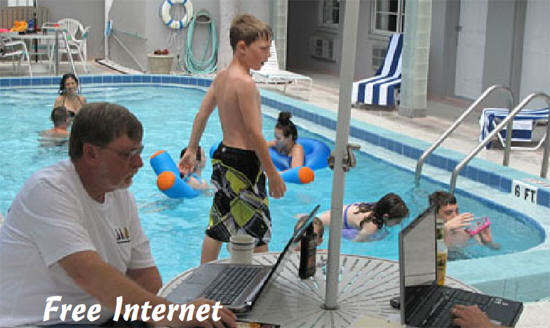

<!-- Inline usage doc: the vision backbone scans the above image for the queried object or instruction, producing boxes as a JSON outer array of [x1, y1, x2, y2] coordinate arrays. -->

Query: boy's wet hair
[[429, 191, 457, 212], [295, 216, 324, 239], [69, 102, 142, 160], [229, 13, 272, 52], [276, 112, 298, 141], [51, 106, 68, 126]]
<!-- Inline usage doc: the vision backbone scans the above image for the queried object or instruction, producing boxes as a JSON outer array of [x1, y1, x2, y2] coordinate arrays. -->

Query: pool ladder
[[415, 84, 550, 194]]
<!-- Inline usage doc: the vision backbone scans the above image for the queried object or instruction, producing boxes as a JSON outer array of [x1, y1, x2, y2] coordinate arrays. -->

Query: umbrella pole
[[324, 0, 360, 310]]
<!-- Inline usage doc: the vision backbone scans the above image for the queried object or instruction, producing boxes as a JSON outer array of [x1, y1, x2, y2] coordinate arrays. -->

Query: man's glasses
[[102, 145, 144, 161]]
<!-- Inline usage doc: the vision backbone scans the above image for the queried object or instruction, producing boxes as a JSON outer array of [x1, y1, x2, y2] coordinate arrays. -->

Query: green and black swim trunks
[[207, 143, 271, 246]]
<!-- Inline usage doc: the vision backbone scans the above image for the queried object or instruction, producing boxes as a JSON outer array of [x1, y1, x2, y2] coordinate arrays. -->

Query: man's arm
[[236, 79, 286, 198], [59, 250, 237, 327], [126, 266, 162, 294], [179, 85, 217, 175]]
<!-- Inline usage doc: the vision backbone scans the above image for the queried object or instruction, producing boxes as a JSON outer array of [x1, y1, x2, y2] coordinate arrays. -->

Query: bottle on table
[[299, 223, 317, 279], [436, 218, 448, 286]]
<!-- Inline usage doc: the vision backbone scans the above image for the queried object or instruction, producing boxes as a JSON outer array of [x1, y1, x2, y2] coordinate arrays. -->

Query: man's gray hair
[[69, 102, 143, 160]]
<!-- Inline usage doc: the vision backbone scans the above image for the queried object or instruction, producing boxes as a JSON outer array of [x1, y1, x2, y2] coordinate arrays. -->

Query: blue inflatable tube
[[269, 137, 330, 171], [150, 150, 199, 199], [209, 138, 329, 184]]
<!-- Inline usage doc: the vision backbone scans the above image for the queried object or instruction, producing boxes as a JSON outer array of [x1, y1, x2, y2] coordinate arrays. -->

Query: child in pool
[[267, 112, 305, 169], [293, 215, 324, 251], [318, 193, 409, 242], [179, 146, 209, 190]]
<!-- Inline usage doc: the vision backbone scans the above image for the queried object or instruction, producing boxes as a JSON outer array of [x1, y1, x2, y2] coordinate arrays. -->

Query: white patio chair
[[0, 36, 32, 76], [251, 41, 313, 99], [49, 26, 90, 73], [51, 18, 88, 72]]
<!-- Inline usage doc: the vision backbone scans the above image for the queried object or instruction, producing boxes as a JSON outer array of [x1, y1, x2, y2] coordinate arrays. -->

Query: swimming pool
[[0, 84, 545, 285]]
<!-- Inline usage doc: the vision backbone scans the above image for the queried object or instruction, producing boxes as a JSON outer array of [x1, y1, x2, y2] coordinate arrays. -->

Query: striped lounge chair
[[351, 33, 403, 107], [479, 107, 549, 150]]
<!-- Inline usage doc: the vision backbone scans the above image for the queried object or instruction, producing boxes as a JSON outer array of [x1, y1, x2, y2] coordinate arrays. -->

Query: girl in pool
[[319, 193, 409, 242], [53, 73, 87, 117], [267, 111, 305, 168]]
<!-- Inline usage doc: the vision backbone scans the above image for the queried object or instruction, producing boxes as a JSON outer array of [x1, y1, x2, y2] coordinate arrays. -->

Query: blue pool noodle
[[150, 151, 199, 199]]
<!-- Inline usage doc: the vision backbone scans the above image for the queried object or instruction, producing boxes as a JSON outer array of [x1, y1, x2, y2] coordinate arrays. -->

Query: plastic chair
[[351, 33, 403, 107], [50, 24, 89, 73], [0, 36, 32, 76], [52, 18, 88, 72]]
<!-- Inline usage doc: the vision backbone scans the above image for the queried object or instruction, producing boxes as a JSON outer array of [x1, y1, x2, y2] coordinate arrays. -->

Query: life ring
[[208, 138, 330, 185], [160, 0, 194, 30], [150, 150, 198, 198]]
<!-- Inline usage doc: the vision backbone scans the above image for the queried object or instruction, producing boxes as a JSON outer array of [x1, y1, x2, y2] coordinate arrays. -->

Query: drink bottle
[[436, 218, 448, 286], [299, 223, 316, 279]]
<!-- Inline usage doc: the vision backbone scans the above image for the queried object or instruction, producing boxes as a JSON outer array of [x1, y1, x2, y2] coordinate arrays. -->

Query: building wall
[[107, 0, 271, 72], [0, 0, 104, 61]]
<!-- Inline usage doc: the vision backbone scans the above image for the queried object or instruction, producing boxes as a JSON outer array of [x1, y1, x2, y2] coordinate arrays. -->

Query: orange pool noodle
[[298, 167, 315, 184], [157, 171, 176, 190]]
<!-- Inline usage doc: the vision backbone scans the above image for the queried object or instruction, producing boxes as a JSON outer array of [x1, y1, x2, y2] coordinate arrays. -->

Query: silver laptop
[[164, 204, 320, 313], [399, 207, 523, 327]]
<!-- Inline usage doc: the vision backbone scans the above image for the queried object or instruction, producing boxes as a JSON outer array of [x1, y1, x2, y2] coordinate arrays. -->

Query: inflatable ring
[[160, 0, 194, 30], [209, 138, 330, 185], [150, 150, 198, 199]]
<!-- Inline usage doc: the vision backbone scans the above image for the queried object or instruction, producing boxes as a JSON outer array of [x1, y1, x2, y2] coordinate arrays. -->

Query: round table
[[158, 252, 475, 327]]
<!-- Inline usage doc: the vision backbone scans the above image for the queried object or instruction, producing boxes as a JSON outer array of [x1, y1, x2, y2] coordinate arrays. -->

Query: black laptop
[[164, 204, 320, 313], [399, 207, 523, 327]]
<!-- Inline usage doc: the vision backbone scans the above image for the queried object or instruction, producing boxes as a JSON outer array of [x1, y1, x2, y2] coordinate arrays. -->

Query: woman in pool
[[53, 73, 87, 118], [267, 111, 305, 169], [319, 193, 409, 242]]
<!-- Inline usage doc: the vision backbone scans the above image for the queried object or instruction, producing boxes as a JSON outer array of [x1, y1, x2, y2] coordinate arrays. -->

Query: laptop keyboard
[[423, 288, 491, 328], [202, 266, 263, 304]]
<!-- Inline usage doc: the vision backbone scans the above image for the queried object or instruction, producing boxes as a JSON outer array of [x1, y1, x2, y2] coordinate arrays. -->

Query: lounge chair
[[251, 41, 312, 99], [0, 36, 32, 76], [351, 33, 403, 107], [479, 107, 549, 150]]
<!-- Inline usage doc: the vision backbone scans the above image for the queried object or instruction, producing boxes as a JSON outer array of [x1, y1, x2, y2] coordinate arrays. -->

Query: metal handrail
[[450, 92, 550, 193], [415, 85, 514, 184]]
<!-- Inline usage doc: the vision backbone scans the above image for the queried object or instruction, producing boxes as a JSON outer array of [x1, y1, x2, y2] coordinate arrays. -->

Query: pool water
[[0, 85, 544, 282]]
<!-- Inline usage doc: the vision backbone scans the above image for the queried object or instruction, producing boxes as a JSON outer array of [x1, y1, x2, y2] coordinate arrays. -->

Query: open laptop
[[164, 204, 320, 313], [399, 207, 523, 327]]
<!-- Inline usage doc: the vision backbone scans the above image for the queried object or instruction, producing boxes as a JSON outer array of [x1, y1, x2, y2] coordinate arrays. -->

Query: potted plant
[[147, 48, 174, 74]]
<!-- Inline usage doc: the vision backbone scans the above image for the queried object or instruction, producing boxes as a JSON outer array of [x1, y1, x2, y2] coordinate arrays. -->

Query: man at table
[[0, 102, 236, 327]]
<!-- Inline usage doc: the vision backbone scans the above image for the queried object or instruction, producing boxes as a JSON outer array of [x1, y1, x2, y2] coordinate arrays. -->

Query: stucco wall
[[107, 0, 271, 72]]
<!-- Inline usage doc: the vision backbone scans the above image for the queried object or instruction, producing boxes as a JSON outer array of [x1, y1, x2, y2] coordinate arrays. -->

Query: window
[[372, 0, 405, 35], [372, 46, 387, 72], [8, 0, 34, 6], [321, 0, 340, 27]]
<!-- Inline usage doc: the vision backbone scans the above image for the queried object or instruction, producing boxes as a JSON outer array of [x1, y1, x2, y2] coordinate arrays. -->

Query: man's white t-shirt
[[0, 160, 156, 326]]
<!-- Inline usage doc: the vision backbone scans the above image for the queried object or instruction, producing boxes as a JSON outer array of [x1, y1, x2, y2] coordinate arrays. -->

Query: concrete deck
[[284, 70, 547, 179]]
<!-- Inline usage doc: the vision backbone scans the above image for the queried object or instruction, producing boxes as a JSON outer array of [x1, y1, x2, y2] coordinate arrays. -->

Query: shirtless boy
[[179, 14, 286, 263]]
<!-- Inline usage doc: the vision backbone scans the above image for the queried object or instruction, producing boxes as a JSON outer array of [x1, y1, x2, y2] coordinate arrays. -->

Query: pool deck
[[1, 61, 549, 326], [289, 70, 547, 179]]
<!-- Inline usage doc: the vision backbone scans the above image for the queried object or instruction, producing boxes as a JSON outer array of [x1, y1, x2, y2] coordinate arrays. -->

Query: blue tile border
[[2, 74, 549, 208]]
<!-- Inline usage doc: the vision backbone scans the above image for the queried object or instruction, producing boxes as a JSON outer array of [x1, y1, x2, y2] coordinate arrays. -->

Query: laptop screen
[[399, 206, 437, 325]]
